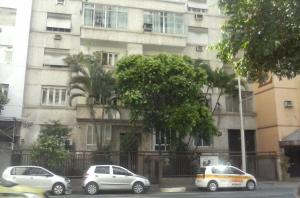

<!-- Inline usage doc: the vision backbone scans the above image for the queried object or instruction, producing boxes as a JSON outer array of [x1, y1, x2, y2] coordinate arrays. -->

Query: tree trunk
[[212, 90, 223, 113], [89, 104, 101, 151]]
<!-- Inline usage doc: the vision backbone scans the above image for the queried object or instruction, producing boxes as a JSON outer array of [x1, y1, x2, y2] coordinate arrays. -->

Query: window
[[0, 45, 13, 64], [83, 3, 128, 30], [95, 166, 110, 174], [226, 91, 253, 113], [86, 125, 97, 145], [113, 166, 131, 176], [86, 124, 112, 147], [0, 84, 9, 97], [11, 167, 28, 175], [41, 86, 67, 106], [56, 0, 64, 5], [144, 11, 184, 35], [194, 135, 212, 147], [155, 129, 174, 151], [0, 7, 16, 26], [23, 167, 50, 176], [46, 12, 71, 32], [43, 48, 69, 67], [187, 27, 208, 45], [102, 52, 118, 67], [187, 1, 208, 14]]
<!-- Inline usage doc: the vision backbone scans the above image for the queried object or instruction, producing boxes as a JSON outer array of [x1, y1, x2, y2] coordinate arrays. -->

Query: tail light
[[83, 172, 89, 178]]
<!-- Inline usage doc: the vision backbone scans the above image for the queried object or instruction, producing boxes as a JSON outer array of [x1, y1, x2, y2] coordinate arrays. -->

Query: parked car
[[82, 165, 150, 195], [0, 177, 49, 198], [2, 166, 72, 195], [195, 165, 257, 192]]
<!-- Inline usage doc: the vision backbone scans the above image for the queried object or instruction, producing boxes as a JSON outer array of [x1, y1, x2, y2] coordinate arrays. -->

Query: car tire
[[85, 182, 99, 195], [52, 183, 65, 195], [132, 182, 145, 194], [246, 180, 256, 191], [207, 181, 218, 192]]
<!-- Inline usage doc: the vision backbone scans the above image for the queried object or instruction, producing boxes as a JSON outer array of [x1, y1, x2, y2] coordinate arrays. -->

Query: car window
[[11, 167, 28, 175], [112, 167, 132, 176], [27, 167, 50, 176], [95, 166, 110, 174], [211, 167, 222, 174], [229, 167, 244, 175], [196, 167, 206, 174]]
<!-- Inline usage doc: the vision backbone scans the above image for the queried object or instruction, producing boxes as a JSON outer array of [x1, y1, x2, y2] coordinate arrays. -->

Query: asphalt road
[[52, 187, 298, 198]]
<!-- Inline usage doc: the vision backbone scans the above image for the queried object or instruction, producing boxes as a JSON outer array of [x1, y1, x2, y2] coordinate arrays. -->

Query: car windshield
[[196, 167, 206, 174], [0, 178, 17, 187]]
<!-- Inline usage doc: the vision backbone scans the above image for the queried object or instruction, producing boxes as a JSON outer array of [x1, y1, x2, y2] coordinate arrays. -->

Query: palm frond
[[69, 93, 86, 106]]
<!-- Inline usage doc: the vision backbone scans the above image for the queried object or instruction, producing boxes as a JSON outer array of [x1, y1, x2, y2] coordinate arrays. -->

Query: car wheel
[[207, 181, 218, 192], [85, 182, 99, 195], [246, 180, 256, 191], [52, 183, 65, 195], [132, 182, 145, 194]]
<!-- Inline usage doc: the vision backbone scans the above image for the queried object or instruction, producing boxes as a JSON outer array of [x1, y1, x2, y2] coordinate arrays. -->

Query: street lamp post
[[238, 76, 246, 172]]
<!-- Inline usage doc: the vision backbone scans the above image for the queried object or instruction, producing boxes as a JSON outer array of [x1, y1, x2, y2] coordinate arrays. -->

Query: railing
[[11, 150, 278, 182]]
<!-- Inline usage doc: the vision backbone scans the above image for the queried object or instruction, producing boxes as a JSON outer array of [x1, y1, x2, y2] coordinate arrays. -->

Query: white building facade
[[0, 0, 32, 147], [21, 0, 256, 153]]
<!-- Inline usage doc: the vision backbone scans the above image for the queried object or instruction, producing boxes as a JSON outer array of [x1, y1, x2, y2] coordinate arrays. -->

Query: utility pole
[[238, 76, 246, 172]]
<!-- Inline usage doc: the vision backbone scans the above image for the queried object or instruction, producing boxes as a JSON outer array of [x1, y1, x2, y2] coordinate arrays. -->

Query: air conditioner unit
[[143, 23, 153, 32], [283, 100, 293, 108], [195, 14, 203, 20], [56, 0, 64, 5], [54, 34, 62, 40], [195, 46, 203, 52]]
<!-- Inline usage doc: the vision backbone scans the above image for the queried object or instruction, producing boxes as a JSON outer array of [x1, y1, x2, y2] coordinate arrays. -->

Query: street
[[51, 185, 298, 198]]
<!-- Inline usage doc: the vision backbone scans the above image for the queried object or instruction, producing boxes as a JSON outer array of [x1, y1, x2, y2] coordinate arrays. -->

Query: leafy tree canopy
[[116, 54, 218, 142], [32, 120, 71, 170], [217, 0, 300, 81]]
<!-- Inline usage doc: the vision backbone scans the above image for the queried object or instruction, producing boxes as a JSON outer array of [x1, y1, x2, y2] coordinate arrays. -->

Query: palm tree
[[65, 51, 115, 150]]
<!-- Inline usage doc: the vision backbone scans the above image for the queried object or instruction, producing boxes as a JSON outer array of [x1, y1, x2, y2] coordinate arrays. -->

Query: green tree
[[216, 0, 300, 81], [31, 120, 70, 170], [65, 52, 116, 150], [116, 54, 218, 152], [0, 91, 9, 114]]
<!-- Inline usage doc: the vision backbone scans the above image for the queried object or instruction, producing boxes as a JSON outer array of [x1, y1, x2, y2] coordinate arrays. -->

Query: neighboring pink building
[[254, 75, 300, 178]]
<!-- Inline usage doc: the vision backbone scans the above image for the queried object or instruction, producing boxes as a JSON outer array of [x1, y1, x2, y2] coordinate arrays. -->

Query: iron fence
[[11, 150, 278, 182]]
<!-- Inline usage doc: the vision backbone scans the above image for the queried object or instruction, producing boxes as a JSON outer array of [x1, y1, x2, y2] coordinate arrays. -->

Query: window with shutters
[[43, 48, 69, 67], [46, 12, 71, 32], [0, 7, 16, 26]]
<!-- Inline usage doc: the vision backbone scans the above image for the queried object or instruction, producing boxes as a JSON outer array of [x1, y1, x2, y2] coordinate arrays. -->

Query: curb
[[160, 187, 187, 193]]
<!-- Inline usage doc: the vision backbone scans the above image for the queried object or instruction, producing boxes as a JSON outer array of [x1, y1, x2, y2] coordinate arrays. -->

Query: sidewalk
[[70, 178, 300, 193]]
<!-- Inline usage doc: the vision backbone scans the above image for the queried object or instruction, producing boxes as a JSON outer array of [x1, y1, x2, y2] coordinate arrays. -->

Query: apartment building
[[21, 0, 256, 154], [254, 76, 300, 178], [0, 0, 33, 148]]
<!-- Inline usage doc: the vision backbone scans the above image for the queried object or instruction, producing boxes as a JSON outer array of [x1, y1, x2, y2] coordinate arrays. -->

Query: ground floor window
[[194, 135, 212, 147], [86, 124, 112, 149], [154, 129, 174, 151]]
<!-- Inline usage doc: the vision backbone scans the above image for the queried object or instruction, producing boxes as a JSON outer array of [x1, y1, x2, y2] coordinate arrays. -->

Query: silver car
[[82, 165, 150, 195], [2, 166, 72, 195]]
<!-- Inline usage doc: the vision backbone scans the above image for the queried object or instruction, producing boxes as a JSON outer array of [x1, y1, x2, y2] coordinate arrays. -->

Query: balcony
[[80, 26, 186, 47]]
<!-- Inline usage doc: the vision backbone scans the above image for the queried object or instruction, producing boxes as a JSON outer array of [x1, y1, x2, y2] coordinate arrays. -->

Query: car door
[[26, 167, 52, 190], [94, 165, 113, 190], [227, 167, 245, 187], [11, 167, 31, 185], [111, 166, 135, 190]]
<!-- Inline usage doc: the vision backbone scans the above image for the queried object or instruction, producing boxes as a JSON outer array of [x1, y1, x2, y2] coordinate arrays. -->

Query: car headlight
[[23, 193, 42, 198], [65, 177, 71, 183]]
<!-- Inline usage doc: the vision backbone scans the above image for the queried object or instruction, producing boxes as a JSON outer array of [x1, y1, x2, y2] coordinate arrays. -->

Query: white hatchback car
[[195, 165, 257, 192], [82, 165, 150, 195], [2, 166, 72, 195]]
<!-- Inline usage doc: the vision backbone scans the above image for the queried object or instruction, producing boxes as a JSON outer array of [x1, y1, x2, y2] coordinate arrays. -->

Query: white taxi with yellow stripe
[[195, 165, 257, 192]]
